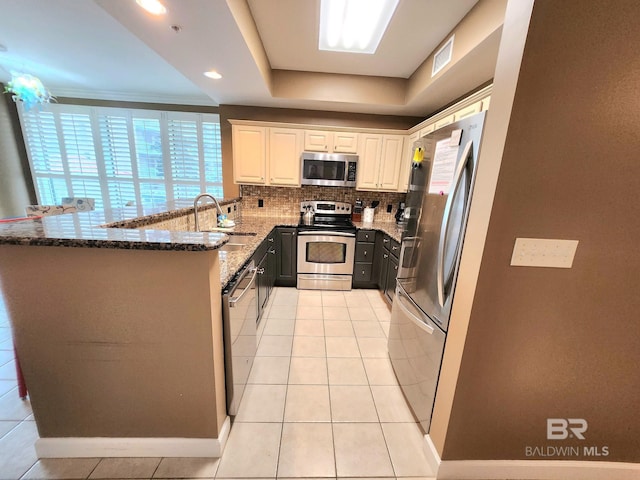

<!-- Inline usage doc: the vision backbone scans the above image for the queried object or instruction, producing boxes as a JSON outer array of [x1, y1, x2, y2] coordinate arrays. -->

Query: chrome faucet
[[194, 193, 223, 232]]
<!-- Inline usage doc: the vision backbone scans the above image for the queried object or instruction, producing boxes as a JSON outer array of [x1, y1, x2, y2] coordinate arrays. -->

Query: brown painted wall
[[0, 246, 226, 439], [0, 86, 36, 216], [442, 0, 640, 462], [219, 104, 423, 198]]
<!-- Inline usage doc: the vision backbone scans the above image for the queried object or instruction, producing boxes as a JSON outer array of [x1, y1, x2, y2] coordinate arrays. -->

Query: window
[[18, 104, 223, 213]]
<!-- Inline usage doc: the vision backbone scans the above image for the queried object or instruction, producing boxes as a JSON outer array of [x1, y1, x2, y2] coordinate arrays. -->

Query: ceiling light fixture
[[319, 0, 399, 54], [204, 71, 222, 80], [135, 0, 167, 16], [4, 71, 55, 111]]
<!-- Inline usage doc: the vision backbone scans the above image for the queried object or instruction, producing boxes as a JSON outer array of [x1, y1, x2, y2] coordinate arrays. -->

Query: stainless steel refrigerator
[[388, 111, 486, 433]]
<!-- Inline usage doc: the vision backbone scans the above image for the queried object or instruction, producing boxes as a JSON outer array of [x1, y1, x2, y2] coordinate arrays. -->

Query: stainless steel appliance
[[221, 260, 258, 415], [300, 152, 358, 187], [388, 111, 486, 433], [297, 200, 356, 290]]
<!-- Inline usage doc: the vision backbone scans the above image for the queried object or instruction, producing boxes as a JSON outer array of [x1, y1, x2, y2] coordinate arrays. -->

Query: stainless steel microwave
[[300, 152, 358, 187]]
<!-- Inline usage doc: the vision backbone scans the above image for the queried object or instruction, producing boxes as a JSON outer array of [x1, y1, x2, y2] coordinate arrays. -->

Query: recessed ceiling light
[[319, 0, 399, 54], [204, 71, 222, 80], [136, 0, 167, 15]]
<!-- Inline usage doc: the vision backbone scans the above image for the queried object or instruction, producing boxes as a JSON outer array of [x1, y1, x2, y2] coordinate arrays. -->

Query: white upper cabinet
[[268, 128, 303, 187], [356, 134, 404, 192], [333, 132, 359, 153], [481, 95, 491, 111], [304, 130, 358, 153], [232, 125, 303, 187], [356, 134, 383, 190], [434, 114, 455, 130], [419, 123, 435, 138], [232, 125, 267, 185], [454, 101, 482, 121]]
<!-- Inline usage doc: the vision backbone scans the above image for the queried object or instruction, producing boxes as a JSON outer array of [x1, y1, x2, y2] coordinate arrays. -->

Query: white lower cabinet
[[356, 134, 405, 192]]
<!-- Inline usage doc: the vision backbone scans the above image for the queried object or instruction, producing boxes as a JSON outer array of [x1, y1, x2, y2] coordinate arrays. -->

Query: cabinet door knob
[[362, 270, 365, 275], [364, 251, 367, 256], [268, 238, 274, 242], [384, 254, 389, 259]]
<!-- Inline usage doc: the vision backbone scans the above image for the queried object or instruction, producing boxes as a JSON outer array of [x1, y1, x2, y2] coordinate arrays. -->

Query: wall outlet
[[258, 199, 264, 208], [386, 204, 393, 213], [510, 238, 579, 268]]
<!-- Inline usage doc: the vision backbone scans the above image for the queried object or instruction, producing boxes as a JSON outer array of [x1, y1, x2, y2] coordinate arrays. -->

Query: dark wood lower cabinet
[[353, 231, 377, 288], [384, 253, 398, 303], [376, 233, 400, 304], [275, 227, 297, 287]]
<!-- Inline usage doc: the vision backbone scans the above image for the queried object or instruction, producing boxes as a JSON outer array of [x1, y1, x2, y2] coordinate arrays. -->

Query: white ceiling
[[248, 0, 478, 78], [0, 0, 497, 116]]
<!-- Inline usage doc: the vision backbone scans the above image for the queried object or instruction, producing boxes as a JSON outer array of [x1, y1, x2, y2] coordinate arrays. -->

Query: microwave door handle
[[437, 139, 473, 308]]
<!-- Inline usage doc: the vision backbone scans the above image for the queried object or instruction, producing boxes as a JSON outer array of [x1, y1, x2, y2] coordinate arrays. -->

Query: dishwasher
[[221, 260, 258, 416]]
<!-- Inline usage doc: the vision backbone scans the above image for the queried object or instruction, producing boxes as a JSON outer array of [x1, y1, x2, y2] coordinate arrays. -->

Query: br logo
[[547, 418, 588, 440]]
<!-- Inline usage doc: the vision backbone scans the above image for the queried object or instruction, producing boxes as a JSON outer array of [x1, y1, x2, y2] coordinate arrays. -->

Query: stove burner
[[297, 200, 355, 233]]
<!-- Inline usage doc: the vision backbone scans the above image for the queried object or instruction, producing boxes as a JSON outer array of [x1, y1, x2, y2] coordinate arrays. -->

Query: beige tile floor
[[0, 288, 434, 480]]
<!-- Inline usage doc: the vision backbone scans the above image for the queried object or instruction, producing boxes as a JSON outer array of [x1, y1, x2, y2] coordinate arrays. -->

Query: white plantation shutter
[[99, 113, 138, 208], [17, 104, 223, 213], [59, 112, 98, 176], [166, 112, 224, 200], [133, 116, 164, 180], [203, 121, 223, 197]]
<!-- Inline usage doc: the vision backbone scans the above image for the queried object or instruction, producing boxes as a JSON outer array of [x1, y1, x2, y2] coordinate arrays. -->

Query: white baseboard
[[423, 434, 442, 475], [36, 416, 231, 458], [437, 459, 640, 480]]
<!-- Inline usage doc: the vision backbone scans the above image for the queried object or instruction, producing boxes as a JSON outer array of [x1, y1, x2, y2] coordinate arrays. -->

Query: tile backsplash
[[240, 185, 406, 222]]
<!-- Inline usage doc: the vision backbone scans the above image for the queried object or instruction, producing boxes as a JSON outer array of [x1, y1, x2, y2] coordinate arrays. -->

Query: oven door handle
[[297, 231, 356, 237]]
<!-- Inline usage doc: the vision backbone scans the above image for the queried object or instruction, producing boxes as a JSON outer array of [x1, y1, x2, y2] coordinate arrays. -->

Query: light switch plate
[[510, 238, 579, 268]]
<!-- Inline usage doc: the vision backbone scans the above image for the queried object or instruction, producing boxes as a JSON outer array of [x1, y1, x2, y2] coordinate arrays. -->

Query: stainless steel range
[[297, 201, 356, 291]]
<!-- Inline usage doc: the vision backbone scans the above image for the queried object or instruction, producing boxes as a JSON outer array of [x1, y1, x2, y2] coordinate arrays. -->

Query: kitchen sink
[[214, 232, 256, 252], [218, 243, 245, 252]]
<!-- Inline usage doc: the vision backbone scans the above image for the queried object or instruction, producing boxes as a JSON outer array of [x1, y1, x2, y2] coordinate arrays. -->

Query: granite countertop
[[0, 200, 403, 289], [216, 215, 300, 288], [0, 199, 239, 251]]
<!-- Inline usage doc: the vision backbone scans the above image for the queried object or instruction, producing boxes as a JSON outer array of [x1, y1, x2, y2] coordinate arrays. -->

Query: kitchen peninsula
[[0, 200, 401, 459]]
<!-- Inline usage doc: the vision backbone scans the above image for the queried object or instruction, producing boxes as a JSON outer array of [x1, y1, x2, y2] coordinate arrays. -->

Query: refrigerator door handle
[[437, 139, 474, 307], [396, 285, 435, 335]]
